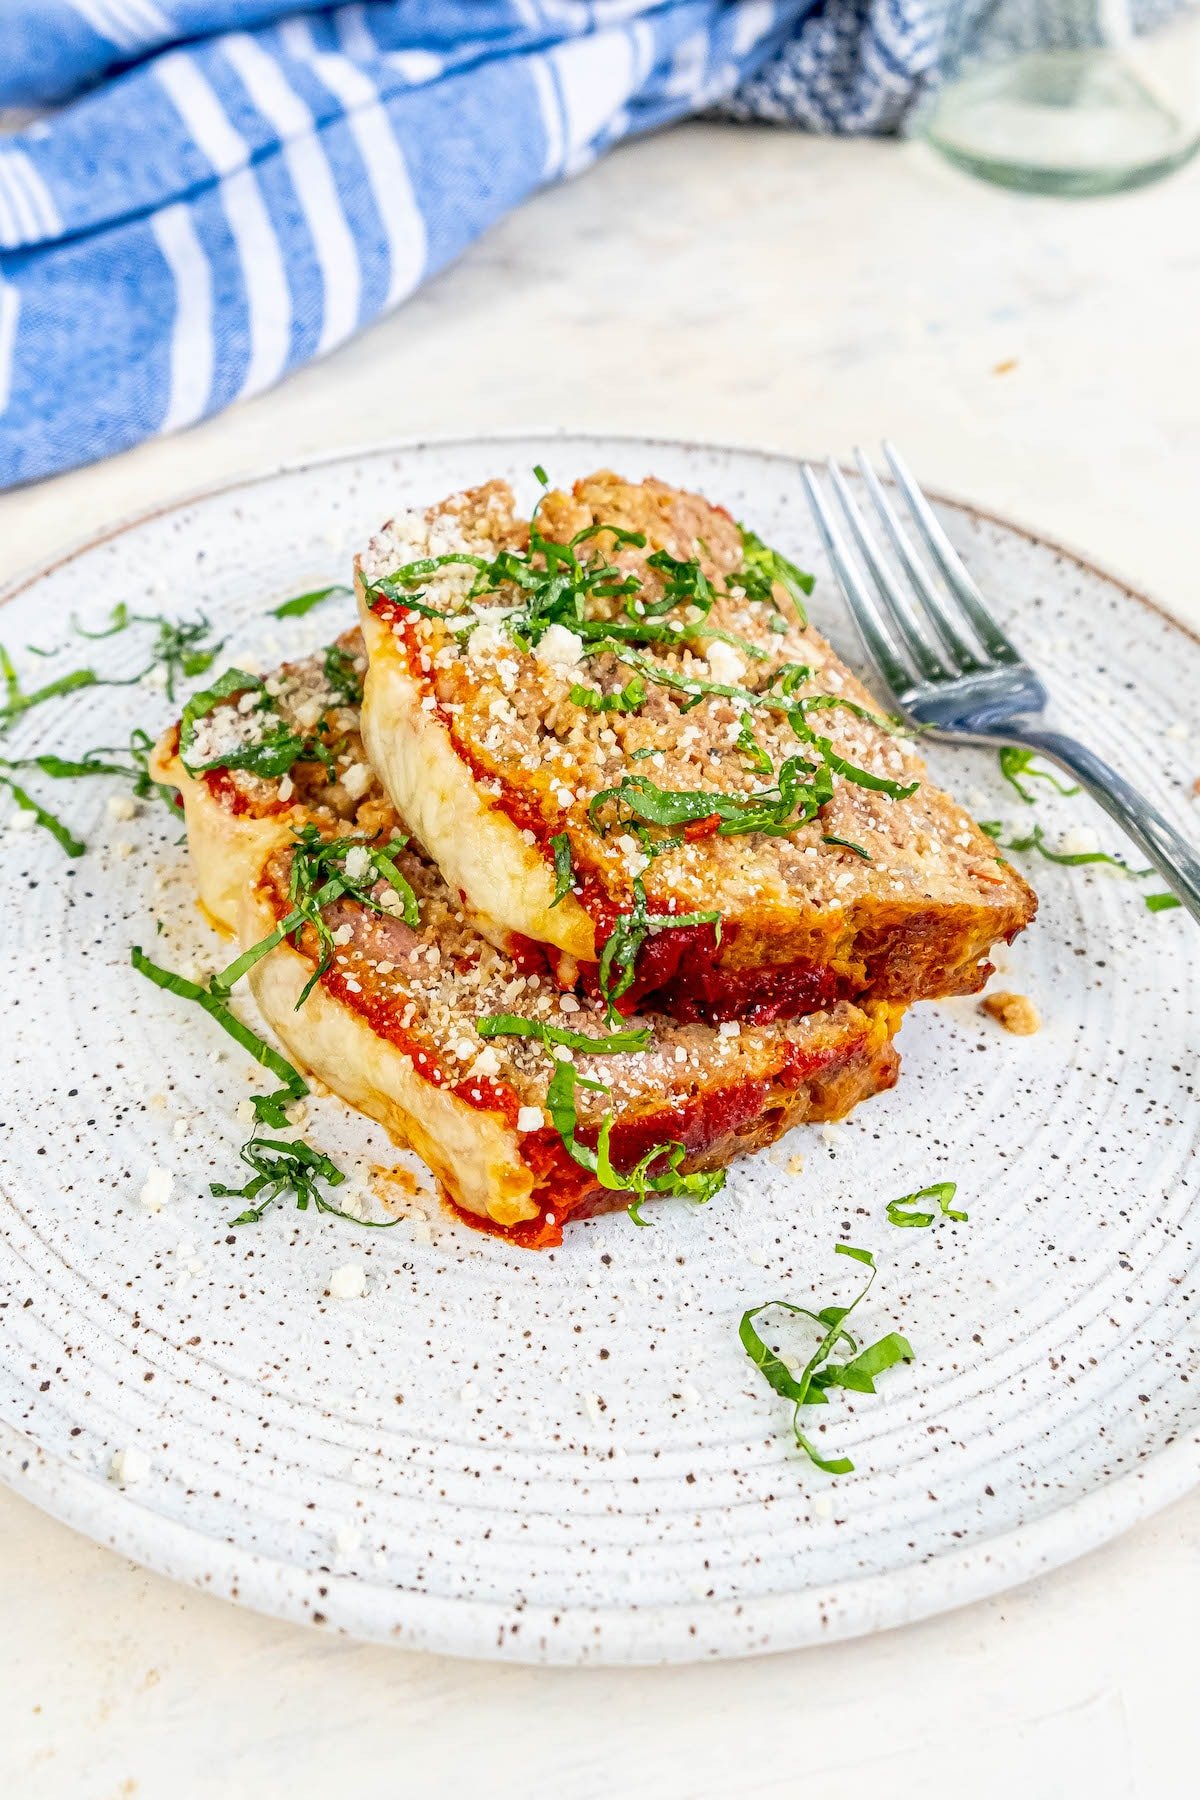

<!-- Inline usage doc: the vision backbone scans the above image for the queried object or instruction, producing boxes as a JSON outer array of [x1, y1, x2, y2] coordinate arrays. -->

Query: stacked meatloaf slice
[[156, 471, 1033, 1244], [154, 634, 902, 1247], [356, 473, 1033, 1027]]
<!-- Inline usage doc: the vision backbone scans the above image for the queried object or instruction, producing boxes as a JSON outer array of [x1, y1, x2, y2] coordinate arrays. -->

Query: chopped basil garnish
[[71, 601, 130, 641], [177, 666, 339, 782], [740, 1244, 913, 1474], [476, 1012, 651, 1055], [597, 876, 721, 1019], [735, 525, 813, 622], [590, 757, 834, 841], [569, 674, 647, 714], [214, 1136, 350, 1226], [885, 1181, 966, 1228], [211, 825, 419, 1009], [12, 610, 223, 707], [549, 831, 573, 906], [3, 728, 178, 813], [322, 642, 364, 706], [1145, 892, 1182, 912], [786, 697, 919, 799], [822, 834, 871, 860], [545, 1061, 724, 1226], [0, 644, 106, 732], [998, 745, 1079, 805], [735, 713, 774, 776], [140, 614, 223, 700], [271, 583, 354, 620], [981, 820, 1149, 874], [131, 946, 310, 1096], [0, 774, 85, 857]]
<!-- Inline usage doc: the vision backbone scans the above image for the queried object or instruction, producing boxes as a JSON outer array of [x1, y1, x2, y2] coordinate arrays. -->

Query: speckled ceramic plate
[[0, 436, 1197, 1666]]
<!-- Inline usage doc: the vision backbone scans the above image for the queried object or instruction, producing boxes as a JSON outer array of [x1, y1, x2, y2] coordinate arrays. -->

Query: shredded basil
[[981, 820, 1150, 874], [998, 745, 1080, 805], [0, 774, 85, 857], [735, 525, 813, 622], [736, 713, 774, 776], [740, 1245, 913, 1474], [476, 1012, 651, 1055], [177, 666, 330, 781], [271, 583, 354, 620], [545, 1061, 724, 1226], [213, 1133, 398, 1229], [569, 674, 647, 714], [131, 946, 310, 1096], [13, 610, 223, 706], [211, 825, 419, 1009], [1145, 892, 1182, 913], [597, 877, 721, 1019], [822, 834, 871, 860], [323, 642, 364, 707], [549, 831, 573, 906], [885, 1181, 966, 1228], [0, 646, 107, 733]]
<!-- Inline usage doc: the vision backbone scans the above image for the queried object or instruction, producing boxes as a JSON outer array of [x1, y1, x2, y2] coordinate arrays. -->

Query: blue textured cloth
[[0, 2, 943, 489]]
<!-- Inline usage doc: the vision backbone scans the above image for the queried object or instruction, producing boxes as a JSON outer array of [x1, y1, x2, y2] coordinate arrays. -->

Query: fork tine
[[799, 464, 917, 704], [881, 441, 1022, 666], [853, 450, 987, 674], [825, 459, 952, 684]]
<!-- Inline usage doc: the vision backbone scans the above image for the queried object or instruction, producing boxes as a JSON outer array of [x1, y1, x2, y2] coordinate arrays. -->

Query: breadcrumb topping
[[359, 473, 1027, 922]]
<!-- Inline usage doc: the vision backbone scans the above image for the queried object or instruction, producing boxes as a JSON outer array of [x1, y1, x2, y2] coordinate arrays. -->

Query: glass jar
[[918, 0, 1200, 194]]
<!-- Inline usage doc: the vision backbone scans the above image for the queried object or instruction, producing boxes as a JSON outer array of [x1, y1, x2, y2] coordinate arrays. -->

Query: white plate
[[1, 436, 1197, 1666]]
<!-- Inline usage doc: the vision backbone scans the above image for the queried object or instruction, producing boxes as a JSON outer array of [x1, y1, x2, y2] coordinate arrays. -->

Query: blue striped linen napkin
[[0, 2, 944, 490]]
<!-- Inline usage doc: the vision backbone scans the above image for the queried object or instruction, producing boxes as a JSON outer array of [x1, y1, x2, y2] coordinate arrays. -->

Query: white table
[[2, 123, 1197, 1800]]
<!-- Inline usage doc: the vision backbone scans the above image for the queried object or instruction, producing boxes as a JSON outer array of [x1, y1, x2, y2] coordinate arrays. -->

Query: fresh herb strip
[[476, 1012, 652, 1055], [569, 674, 647, 714], [1145, 892, 1182, 912], [15, 610, 223, 704], [735, 525, 814, 622], [822, 834, 871, 860], [141, 614, 224, 700], [212, 1133, 399, 1230], [981, 820, 1149, 874], [885, 1181, 966, 1228], [740, 1245, 914, 1474], [177, 667, 337, 783], [271, 583, 354, 620], [736, 713, 774, 776], [131, 947, 310, 1097], [71, 601, 131, 642], [177, 669, 294, 776], [322, 642, 364, 706], [0, 774, 86, 856], [549, 831, 573, 907], [211, 825, 419, 1009], [3, 728, 178, 813], [590, 756, 835, 842], [998, 745, 1079, 805], [786, 697, 919, 800], [0, 646, 107, 732], [545, 1061, 724, 1227], [597, 877, 721, 1019]]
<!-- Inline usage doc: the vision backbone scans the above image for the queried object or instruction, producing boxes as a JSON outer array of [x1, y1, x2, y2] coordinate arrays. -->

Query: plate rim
[[3, 430, 1197, 652], [2, 430, 1197, 1664]]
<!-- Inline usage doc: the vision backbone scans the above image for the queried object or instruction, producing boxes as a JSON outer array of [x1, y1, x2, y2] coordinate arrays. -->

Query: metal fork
[[800, 443, 1200, 923]]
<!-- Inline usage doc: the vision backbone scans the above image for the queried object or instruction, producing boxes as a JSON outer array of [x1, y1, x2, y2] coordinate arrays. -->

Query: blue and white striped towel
[[0, 2, 944, 490]]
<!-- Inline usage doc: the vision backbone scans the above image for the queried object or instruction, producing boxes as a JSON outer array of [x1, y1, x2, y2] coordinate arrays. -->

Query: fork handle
[[1010, 726, 1200, 923]]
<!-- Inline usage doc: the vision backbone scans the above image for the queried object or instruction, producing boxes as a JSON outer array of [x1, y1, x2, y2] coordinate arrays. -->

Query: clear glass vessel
[[919, 0, 1200, 195]]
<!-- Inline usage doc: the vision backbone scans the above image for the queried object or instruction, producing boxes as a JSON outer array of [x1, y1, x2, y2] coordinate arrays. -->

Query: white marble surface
[[1, 122, 1198, 1798]]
